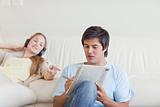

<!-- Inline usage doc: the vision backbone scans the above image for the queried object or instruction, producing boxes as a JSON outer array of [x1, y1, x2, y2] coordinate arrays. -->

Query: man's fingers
[[96, 82, 106, 93], [96, 82, 102, 91]]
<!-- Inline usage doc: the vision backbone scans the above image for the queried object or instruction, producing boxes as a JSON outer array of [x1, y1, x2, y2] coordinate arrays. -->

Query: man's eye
[[84, 45, 89, 48], [93, 46, 98, 49]]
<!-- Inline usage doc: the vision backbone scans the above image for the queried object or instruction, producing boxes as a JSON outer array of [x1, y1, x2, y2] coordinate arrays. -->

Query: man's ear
[[103, 47, 108, 52]]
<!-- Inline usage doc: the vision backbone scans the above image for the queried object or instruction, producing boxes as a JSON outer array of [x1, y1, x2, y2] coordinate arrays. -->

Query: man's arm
[[100, 97, 129, 107], [96, 83, 129, 107], [53, 77, 74, 107], [53, 93, 68, 107]]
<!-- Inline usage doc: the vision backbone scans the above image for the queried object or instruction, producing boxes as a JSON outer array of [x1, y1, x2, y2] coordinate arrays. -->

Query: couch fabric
[[0, 36, 160, 107], [0, 83, 36, 107]]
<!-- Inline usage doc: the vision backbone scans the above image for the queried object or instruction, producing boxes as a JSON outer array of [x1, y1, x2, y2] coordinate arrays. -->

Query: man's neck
[[85, 59, 107, 66]]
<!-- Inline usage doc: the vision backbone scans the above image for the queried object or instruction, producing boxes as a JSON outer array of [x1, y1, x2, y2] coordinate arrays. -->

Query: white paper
[[66, 64, 109, 96]]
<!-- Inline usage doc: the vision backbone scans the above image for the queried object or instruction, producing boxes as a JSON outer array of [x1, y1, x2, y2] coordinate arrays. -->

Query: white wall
[[0, 0, 160, 44]]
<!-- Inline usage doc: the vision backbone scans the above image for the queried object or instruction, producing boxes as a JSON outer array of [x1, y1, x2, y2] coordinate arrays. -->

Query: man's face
[[83, 38, 106, 65]]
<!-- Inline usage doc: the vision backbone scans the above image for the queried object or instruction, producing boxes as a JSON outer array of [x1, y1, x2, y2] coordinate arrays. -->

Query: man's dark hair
[[81, 26, 110, 57]]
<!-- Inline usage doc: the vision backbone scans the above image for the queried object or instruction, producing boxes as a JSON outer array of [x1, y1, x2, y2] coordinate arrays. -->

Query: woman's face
[[27, 34, 46, 55]]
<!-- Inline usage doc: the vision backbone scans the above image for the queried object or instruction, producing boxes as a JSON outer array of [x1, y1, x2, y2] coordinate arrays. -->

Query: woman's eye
[[40, 44, 43, 47], [33, 40, 38, 42]]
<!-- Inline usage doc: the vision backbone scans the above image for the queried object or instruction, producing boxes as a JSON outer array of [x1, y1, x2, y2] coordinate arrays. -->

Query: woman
[[0, 33, 60, 86]]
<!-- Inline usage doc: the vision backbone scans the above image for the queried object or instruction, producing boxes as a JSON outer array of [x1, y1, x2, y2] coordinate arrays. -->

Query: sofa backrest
[[1, 35, 160, 106]]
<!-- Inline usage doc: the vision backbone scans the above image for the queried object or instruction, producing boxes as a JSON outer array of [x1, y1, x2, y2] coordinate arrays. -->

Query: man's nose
[[88, 47, 93, 53]]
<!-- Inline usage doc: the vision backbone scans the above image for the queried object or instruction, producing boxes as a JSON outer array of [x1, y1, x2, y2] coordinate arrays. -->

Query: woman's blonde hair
[[28, 33, 47, 76]]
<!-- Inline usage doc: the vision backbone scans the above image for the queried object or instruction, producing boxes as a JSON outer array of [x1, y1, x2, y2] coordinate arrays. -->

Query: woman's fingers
[[49, 65, 61, 71], [48, 65, 61, 76]]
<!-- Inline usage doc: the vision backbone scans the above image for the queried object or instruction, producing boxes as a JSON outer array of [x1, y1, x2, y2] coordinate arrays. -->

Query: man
[[52, 26, 134, 107]]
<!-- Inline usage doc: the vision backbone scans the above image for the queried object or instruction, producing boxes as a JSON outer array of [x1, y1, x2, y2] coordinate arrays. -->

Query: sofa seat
[[0, 78, 59, 107], [28, 79, 58, 103], [0, 83, 36, 107]]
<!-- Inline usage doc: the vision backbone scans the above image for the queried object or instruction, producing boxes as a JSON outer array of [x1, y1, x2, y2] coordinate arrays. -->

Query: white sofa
[[0, 36, 160, 107]]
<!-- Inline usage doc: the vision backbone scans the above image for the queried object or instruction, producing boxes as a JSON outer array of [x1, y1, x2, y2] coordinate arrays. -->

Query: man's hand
[[96, 83, 108, 103], [96, 83, 129, 107], [64, 77, 74, 93]]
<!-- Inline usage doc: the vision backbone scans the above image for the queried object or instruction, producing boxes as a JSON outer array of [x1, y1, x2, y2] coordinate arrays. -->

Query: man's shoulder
[[107, 64, 128, 78], [107, 64, 123, 71], [65, 63, 83, 69]]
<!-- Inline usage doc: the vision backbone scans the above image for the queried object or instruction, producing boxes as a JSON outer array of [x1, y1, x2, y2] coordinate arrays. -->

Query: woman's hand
[[42, 71, 53, 80], [48, 65, 61, 76], [10, 46, 25, 51], [42, 65, 61, 80]]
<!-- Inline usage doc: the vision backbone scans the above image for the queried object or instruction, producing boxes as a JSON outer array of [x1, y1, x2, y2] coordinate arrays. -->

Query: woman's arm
[[21, 74, 42, 86], [40, 62, 61, 80], [41, 70, 53, 80], [0, 45, 24, 51]]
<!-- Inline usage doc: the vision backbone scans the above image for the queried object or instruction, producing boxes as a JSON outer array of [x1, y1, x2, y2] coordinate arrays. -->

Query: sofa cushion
[[0, 72, 12, 84], [129, 74, 160, 106], [0, 83, 36, 107], [29, 79, 58, 103]]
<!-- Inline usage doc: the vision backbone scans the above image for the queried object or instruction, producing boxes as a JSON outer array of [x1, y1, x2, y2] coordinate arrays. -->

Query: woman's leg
[[0, 72, 12, 84], [64, 80, 97, 107]]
